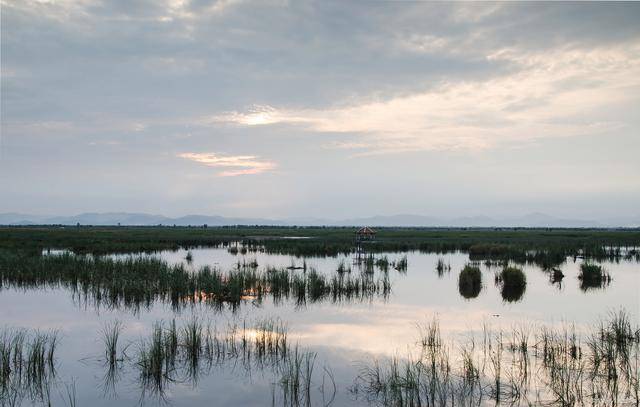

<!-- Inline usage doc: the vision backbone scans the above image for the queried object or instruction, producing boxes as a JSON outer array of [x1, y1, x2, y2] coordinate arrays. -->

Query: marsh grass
[[0, 254, 391, 313], [374, 256, 389, 272], [121, 317, 321, 404], [0, 328, 58, 406], [100, 320, 126, 397], [550, 267, 565, 285], [62, 378, 77, 407], [4, 226, 637, 262], [393, 255, 408, 272], [336, 260, 351, 274], [579, 263, 612, 291], [356, 318, 457, 406], [355, 310, 639, 407], [278, 346, 316, 407], [458, 265, 482, 299], [494, 266, 527, 303], [102, 321, 123, 367], [435, 258, 451, 277]]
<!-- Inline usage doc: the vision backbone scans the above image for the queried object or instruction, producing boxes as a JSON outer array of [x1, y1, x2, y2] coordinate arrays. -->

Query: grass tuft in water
[[102, 320, 123, 367], [435, 257, 451, 277], [495, 266, 527, 302], [579, 263, 611, 291], [458, 265, 482, 299], [0, 328, 58, 405], [127, 316, 306, 402]]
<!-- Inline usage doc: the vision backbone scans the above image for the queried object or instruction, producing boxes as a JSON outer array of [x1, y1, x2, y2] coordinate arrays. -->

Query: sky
[[1, 1, 639, 220]]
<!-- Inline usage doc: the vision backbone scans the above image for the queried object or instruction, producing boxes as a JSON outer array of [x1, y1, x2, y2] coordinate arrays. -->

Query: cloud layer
[[212, 43, 640, 155], [178, 152, 276, 176], [1, 1, 639, 218]]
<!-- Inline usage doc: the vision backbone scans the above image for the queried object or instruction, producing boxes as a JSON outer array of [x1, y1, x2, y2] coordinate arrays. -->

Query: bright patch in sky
[[178, 153, 276, 177]]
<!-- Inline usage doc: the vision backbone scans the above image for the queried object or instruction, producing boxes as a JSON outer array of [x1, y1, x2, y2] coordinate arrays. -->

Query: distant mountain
[[0, 213, 47, 225], [0, 212, 637, 227], [448, 215, 497, 227], [43, 212, 170, 226], [504, 212, 603, 228], [283, 216, 334, 225], [172, 215, 286, 226], [0, 212, 283, 226], [332, 214, 441, 227], [324, 213, 608, 227]]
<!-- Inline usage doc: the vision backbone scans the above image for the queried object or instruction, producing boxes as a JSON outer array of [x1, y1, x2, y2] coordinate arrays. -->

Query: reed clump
[[579, 263, 611, 290], [495, 266, 527, 303], [122, 317, 318, 404], [355, 318, 455, 406], [458, 265, 482, 299], [0, 328, 58, 405], [374, 256, 390, 272], [435, 258, 451, 277], [393, 255, 408, 272], [336, 260, 351, 274], [102, 320, 123, 367]]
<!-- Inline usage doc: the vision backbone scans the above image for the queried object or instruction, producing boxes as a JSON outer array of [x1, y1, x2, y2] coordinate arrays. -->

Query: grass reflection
[[353, 310, 640, 406]]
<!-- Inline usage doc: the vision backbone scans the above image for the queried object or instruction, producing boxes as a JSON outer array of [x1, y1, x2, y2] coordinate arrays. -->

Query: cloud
[[211, 42, 640, 155], [208, 105, 300, 126], [2, 1, 639, 217], [178, 152, 276, 176]]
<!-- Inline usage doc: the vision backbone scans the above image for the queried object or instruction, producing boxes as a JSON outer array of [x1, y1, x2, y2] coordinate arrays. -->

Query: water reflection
[[550, 267, 565, 284], [354, 311, 640, 407], [435, 257, 451, 278], [93, 318, 332, 406], [0, 329, 59, 406], [12, 245, 639, 315], [578, 263, 613, 291], [2, 253, 392, 315], [2, 245, 640, 405], [579, 275, 612, 291], [499, 282, 526, 302], [495, 267, 527, 303]]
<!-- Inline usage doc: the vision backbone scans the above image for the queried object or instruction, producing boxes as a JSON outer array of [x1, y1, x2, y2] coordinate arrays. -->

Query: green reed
[[435, 257, 451, 277], [579, 263, 612, 291], [495, 266, 527, 303], [0, 253, 391, 313], [458, 265, 482, 299], [0, 328, 58, 406], [119, 317, 318, 404], [354, 309, 639, 407]]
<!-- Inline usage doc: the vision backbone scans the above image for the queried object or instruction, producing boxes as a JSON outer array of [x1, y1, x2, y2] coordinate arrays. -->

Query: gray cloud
[[1, 1, 639, 219]]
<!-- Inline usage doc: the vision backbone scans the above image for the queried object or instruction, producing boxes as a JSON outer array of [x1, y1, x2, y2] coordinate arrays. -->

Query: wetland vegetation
[[2, 226, 639, 261], [0, 226, 638, 406], [494, 267, 527, 303], [458, 265, 482, 299], [0, 329, 59, 406], [2, 311, 638, 406], [354, 311, 640, 407], [0, 252, 392, 313]]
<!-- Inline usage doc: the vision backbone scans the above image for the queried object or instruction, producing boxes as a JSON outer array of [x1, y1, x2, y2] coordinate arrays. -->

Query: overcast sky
[[1, 1, 639, 220]]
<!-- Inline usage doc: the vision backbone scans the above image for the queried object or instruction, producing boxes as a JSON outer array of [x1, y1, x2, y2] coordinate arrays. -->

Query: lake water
[[1, 245, 638, 406]]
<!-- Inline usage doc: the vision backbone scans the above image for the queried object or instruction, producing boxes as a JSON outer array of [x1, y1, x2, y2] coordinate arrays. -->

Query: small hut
[[355, 226, 377, 243], [354, 226, 376, 264]]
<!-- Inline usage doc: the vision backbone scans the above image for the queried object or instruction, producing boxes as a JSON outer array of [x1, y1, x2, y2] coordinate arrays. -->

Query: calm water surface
[[1, 246, 638, 406]]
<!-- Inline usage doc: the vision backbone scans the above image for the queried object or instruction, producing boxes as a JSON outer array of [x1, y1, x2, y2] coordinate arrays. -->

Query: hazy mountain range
[[1, 212, 638, 228]]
